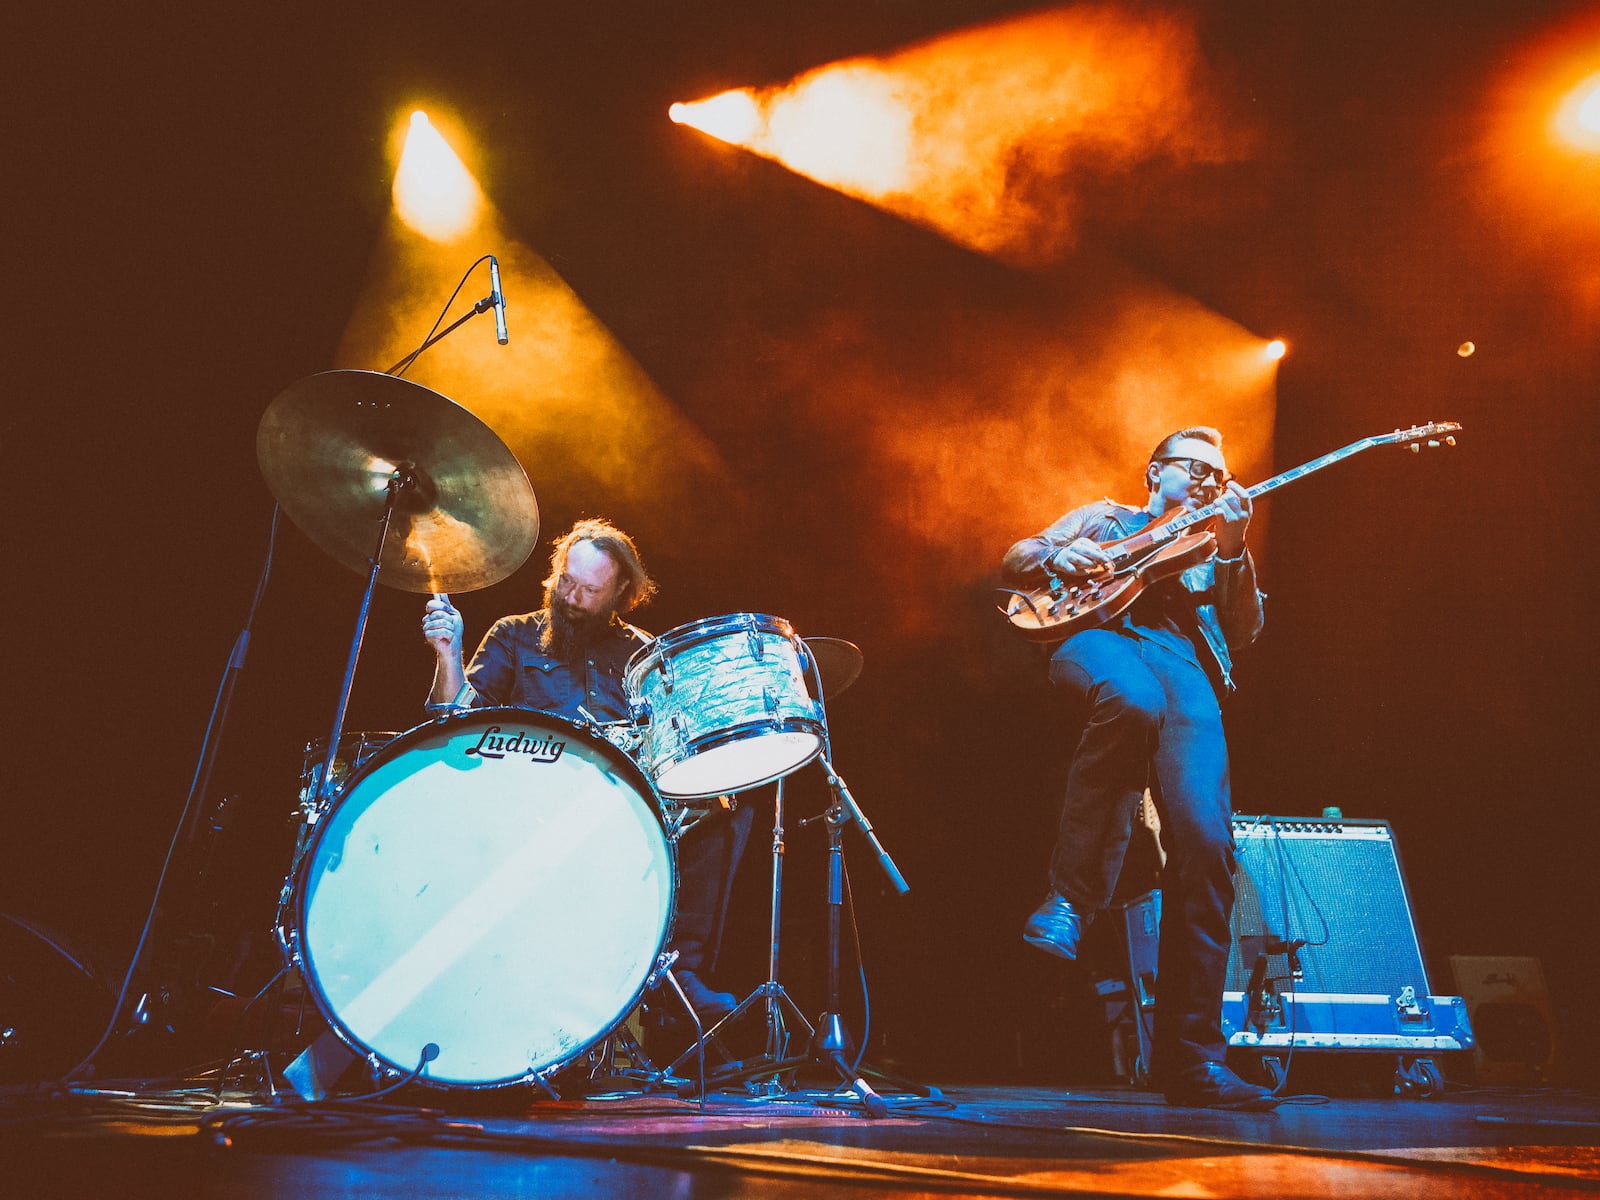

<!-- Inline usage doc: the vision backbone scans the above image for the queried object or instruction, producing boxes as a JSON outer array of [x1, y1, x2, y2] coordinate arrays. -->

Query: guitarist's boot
[[1023, 892, 1091, 961]]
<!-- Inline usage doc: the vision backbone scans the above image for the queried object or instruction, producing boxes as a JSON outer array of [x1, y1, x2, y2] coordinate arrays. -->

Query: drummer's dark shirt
[[463, 611, 649, 722]]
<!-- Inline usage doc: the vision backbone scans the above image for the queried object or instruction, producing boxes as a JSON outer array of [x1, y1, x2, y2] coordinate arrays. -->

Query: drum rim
[[284, 705, 677, 1090], [624, 611, 801, 679], [297, 730, 404, 807], [652, 716, 826, 799]]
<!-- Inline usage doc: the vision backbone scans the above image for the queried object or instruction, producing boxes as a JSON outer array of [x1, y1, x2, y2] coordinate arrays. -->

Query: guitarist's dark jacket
[[1002, 500, 1266, 692]]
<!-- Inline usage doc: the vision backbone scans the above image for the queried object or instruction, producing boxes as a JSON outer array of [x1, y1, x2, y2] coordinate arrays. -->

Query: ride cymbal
[[803, 637, 864, 698], [257, 370, 538, 593]]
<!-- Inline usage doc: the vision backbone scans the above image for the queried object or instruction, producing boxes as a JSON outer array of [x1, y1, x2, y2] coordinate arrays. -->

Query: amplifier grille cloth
[[1225, 822, 1431, 996]]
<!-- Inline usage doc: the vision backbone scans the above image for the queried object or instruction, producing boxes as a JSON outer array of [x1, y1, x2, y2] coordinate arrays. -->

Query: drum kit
[[253, 370, 906, 1103]]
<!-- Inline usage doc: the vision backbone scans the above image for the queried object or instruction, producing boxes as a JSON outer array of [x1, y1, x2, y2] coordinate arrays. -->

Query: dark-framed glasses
[[1155, 457, 1231, 486]]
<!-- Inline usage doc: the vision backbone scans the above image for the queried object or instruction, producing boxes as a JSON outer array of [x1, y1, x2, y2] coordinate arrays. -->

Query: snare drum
[[624, 612, 824, 799], [284, 708, 674, 1089]]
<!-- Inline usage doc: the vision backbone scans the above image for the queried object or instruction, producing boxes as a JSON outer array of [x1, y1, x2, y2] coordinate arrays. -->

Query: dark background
[[7, 1, 1597, 1082]]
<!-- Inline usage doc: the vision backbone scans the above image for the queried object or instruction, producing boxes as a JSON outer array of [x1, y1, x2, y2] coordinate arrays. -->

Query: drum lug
[[745, 615, 765, 661], [763, 686, 779, 716], [669, 712, 689, 755], [661, 654, 675, 694]]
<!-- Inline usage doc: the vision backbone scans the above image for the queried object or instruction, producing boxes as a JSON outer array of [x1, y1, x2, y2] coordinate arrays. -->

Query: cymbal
[[803, 637, 863, 698], [257, 370, 538, 593]]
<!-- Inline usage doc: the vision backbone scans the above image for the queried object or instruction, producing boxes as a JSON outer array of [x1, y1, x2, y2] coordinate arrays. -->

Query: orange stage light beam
[[669, 4, 1257, 266], [394, 111, 484, 243], [1554, 73, 1600, 152]]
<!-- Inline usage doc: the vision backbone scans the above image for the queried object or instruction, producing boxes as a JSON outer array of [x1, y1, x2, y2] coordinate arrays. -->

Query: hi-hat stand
[[667, 642, 917, 1115], [665, 774, 816, 1092]]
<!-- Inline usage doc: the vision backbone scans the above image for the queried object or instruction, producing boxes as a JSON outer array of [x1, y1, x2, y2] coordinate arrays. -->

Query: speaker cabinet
[[1221, 816, 1473, 1059], [1448, 955, 1559, 1084]]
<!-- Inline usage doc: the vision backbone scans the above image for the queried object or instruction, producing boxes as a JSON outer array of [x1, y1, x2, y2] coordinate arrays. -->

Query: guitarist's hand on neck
[[1212, 480, 1253, 558]]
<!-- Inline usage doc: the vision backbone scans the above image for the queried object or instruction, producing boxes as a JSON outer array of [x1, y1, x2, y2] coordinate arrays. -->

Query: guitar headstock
[[1379, 421, 1462, 453]]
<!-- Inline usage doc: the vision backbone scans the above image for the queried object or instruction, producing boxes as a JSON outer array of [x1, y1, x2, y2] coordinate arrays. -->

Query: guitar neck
[[1160, 436, 1382, 537]]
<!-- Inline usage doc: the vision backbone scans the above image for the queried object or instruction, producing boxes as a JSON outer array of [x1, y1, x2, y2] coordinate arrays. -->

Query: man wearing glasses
[[1001, 427, 1271, 1109]]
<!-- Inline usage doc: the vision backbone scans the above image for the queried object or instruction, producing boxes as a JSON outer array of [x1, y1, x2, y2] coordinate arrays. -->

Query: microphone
[[489, 255, 508, 345], [1245, 953, 1273, 1034], [1265, 935, 1308, 981]]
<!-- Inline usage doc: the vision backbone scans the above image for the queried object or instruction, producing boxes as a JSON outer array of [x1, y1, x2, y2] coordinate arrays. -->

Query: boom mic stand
[[801, 755, 910, 1116]]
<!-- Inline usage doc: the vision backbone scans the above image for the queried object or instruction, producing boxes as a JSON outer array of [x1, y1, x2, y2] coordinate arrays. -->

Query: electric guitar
[[1001, 421, 1461, 643]]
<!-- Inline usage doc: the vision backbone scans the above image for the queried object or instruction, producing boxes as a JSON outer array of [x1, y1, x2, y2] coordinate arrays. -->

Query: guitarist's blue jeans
[[1048, 627, 1236, 1075]]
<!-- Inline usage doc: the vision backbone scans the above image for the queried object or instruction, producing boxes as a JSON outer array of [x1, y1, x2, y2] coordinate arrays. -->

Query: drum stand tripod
[[665, 754, 911, 1116]]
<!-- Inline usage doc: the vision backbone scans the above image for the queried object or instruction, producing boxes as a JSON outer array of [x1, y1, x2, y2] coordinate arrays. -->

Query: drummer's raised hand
[[423, 592, 463, 658]]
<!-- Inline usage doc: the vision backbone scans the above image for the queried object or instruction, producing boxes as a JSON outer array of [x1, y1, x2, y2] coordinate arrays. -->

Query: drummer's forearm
[[428, 656, 466, 706]]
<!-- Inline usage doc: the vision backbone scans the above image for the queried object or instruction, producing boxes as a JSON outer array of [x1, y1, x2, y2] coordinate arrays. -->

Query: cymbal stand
[[665, 775, 815, 1091], [309, 465, 410, 818], [273, 468, 412, 1099]]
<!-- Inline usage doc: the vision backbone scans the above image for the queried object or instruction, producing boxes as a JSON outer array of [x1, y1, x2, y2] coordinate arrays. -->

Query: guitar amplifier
[[1221, 816, 1473, 1059]]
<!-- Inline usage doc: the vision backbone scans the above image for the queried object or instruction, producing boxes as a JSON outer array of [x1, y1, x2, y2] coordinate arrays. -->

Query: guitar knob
[[1445, 436, 1456, 446], [1409, 443, 1420, 453]]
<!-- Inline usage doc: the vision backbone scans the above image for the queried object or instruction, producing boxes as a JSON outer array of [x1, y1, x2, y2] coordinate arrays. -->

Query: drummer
[[423, 517, 752, 1027]]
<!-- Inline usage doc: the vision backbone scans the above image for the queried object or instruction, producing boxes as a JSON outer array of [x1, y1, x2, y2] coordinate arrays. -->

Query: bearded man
[[423, 517, 751, 1024]]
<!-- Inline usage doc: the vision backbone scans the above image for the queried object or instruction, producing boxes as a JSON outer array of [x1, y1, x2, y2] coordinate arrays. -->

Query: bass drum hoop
[[285, 706, 676, 1090]]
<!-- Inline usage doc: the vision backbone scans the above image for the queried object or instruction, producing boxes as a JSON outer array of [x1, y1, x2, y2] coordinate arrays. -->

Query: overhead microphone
[[488, 255, 508, 345]]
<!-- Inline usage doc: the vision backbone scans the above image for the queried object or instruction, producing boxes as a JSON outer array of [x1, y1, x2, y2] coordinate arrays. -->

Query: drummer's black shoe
[[1023, 892, 1087, 962], [675, 970, 737, 1023]]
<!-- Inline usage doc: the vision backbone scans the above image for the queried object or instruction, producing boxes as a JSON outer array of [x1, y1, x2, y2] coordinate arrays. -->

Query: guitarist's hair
[[1147, 426, 1223, 489]]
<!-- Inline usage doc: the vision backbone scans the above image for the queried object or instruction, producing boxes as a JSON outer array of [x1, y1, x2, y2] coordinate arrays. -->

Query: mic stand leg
[[804, 756, 925, 1116], [810, 796, 887, 1117]]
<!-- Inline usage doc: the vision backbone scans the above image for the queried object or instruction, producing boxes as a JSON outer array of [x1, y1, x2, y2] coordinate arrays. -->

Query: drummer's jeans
[[671, 801, 755, 979], [1046, 628, 1236, 1078]]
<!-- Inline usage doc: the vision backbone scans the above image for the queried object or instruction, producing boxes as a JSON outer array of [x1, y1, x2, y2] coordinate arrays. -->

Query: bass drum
[[286, 707, 674, 1089]]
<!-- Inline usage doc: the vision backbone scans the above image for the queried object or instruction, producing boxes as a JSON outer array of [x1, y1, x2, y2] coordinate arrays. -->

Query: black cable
[[387, 256, 493, 378], [1257, 817, 1331, 1095], [58, 506, 282, 1085], [841, 861, 872, 1075], [314, 1043, 440, 1105]]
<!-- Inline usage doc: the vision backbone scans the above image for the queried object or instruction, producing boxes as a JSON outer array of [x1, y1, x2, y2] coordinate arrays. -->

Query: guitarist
[[1001, 426, 1272, 1109]]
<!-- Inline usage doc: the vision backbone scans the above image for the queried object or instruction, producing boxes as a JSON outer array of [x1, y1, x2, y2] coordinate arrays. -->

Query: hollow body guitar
[[1002, 422, 1461, 643]]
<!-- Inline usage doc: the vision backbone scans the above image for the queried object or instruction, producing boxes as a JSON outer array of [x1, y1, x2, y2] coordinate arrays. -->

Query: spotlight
[[393, 110, 484, 243], [1555, 74, 1600, 152], [1264, 339, 1287, 361], [1582, 84, 1600, 133], [668, 90, 762, 146]]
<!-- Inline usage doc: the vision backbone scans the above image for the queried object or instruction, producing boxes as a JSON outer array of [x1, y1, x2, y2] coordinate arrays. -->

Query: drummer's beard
[[542, 596, 616, 660]]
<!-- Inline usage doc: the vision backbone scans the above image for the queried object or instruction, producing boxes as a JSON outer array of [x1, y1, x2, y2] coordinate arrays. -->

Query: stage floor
[[4, 1074, 1598, 1198]]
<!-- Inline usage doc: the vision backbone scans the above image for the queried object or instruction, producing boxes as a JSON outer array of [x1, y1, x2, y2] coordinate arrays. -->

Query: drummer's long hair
[[543, 518, 658, 614]]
